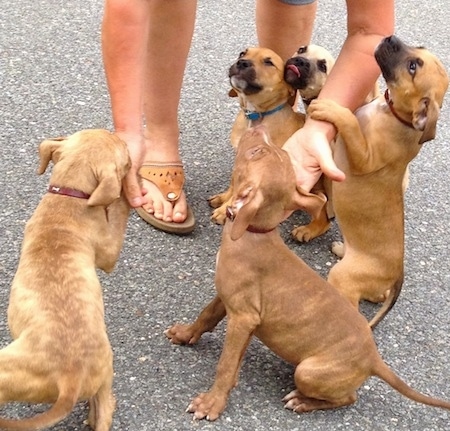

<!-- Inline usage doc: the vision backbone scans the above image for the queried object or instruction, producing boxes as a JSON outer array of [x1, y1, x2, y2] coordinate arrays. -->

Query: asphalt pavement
[[1, 1, 450, 430]]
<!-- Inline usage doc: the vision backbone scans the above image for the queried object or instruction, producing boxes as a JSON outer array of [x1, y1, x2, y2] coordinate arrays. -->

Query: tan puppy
[[284, 44, 335, 110], [209, 47, 329, 241], [209, 47, 304, 225], [307, 36, 449, 327], [165, 126, 450, 421], [0, 129, 130, 430]]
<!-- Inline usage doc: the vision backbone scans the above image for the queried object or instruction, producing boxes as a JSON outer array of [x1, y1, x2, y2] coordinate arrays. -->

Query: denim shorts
[[279, 0, 316, 5]]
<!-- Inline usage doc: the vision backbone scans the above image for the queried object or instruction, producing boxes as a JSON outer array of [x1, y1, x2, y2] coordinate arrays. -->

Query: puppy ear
[[414, 98, 440, 144], [87, 164, 122, 207], [229, 186, 263, 241], [37, 137, 66, 174], [228, 88, 238, 97], [292, 186, 327, 219]]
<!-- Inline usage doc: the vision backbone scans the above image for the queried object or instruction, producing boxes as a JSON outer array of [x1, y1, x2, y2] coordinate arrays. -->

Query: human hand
[[282, 119, 345, 192], [115, 131, 148, 208]]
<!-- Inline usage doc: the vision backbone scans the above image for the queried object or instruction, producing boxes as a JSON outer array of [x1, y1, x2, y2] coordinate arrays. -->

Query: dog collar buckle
[[48, 185, 91, 200], [244, 103, 286, 122]]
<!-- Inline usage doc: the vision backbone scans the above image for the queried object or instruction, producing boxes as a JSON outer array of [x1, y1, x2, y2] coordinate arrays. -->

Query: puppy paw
[[308, 99, 344, 124], [292, 226, 312, 242], [164, 324, 202, 345], [210, 206, 227, 225], [208, 193, 225, 209], [331, 241, 345, 258], [187, 391, 227, 421]]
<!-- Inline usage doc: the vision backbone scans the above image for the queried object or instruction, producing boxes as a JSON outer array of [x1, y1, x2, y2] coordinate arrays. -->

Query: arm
[[283, 0, 394, 191]]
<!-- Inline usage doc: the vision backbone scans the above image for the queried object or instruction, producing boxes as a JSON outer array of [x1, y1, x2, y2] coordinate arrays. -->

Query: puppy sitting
[[209, 47, 328, 241], [0, 129, 130, 430], [166, 126, 450, 421], [307, 36, 449, 327]]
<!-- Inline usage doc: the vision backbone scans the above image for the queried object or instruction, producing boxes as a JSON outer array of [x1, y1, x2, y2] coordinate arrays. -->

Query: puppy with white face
[[284, 44, 335, 109]]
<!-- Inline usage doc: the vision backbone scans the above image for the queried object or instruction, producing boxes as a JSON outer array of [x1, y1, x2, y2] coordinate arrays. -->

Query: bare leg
[[102, 0, 197, 223], [256, 0, 317, 61]]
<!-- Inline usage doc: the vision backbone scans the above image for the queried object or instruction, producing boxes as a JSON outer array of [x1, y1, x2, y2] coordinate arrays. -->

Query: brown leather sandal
[[135, 162, 195, 234]]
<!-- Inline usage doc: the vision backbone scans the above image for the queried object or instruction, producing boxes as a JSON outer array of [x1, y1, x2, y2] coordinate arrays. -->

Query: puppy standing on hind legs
[[0, 129, 130, 430], [166, 125, 450, 421], [307, 36, 449, 327]]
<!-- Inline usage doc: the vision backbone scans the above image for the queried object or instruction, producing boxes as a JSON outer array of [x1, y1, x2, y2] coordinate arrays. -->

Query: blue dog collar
[[244, 103, 287, 121]]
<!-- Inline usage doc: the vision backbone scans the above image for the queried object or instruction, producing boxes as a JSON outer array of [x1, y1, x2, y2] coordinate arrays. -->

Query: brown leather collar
[[384, 89, 415, 130], [225, 206, 275, 234], [48, 184, 91, 200]]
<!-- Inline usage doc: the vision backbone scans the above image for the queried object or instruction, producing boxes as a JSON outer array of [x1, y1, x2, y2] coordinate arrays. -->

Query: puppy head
[[39, 129, 131, 206], [228, 126, 326, 240], [228, 47, 295, 108], [375, 35, 449, 143], [284, 44, 335, 101]]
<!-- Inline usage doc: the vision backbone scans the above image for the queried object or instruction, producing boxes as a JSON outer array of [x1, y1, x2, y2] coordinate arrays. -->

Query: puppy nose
[[292, 57, 309, 69], [237, 58, 253, 69], [384, 35, 402, 51]]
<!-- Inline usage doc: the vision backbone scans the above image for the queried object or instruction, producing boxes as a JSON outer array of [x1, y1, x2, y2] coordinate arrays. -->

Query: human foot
[[136, 162, 195, 234]]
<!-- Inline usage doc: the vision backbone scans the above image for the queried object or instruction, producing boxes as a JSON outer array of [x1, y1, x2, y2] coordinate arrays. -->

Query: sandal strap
[[139, 162, 185, 202]]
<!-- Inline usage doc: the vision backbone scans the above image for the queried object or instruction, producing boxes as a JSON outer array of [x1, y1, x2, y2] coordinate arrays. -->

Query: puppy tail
[[0, 387, 78, 430], [368, 275, 403, 329], [373, 359, 450, 411]]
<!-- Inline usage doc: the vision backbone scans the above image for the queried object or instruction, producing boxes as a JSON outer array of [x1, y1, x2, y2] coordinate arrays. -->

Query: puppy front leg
[[165, 295, 226, 345], [308, 99, 379, 175], [187, 316, 258, 421]]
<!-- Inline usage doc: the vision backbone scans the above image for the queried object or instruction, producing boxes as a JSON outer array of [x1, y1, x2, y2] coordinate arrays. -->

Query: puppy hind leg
[[88, 378, 116, 431], [285, 360, 359, 413]]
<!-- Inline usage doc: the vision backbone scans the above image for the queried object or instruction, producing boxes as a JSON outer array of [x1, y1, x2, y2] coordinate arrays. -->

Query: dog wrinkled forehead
[[236, 46, 284, 69]]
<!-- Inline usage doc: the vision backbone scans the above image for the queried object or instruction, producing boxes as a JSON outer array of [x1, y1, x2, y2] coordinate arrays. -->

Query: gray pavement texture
[[1, 1, 450, 430]]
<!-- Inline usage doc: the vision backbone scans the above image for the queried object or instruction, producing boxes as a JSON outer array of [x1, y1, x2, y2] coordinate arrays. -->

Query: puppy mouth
[[285, 64, 301, 78], [229, 75, 263, 95]]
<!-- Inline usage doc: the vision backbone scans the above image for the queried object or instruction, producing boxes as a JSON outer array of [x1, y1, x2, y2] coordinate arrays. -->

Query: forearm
[[307, 0, 394, 140]]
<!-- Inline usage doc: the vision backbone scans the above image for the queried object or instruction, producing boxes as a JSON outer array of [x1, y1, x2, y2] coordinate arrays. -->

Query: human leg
[[102, 0, 197, 232], [256, 0, 317, 61], [139, 0, 197, 229]]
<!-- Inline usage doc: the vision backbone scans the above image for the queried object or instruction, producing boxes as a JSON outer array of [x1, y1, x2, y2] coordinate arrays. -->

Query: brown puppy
[[307, 36, 449, 327], [208, 47, 305, 224], [209, 47, 329, 241], [284, 44, 335, 110], [165, 126, 450, 421], [0, 129, 130, 430]]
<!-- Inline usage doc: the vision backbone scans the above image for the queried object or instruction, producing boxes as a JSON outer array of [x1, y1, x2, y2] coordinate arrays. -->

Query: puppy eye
[[408, 58, 423, 75], [263, 57, 275, 66], [297, 46, 307, 54], [238, 51, 246, 58], [317, 60, 327, 74]]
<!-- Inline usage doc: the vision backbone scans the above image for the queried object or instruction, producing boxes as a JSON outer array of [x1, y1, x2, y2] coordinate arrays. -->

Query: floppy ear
[[229, 186, 263, 241], [37, 137, 66, 174], [292, 186, 327, 219], [228, 88, 238, 97], [413, 97, 440, 144], [87, 164, 122, 207]]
